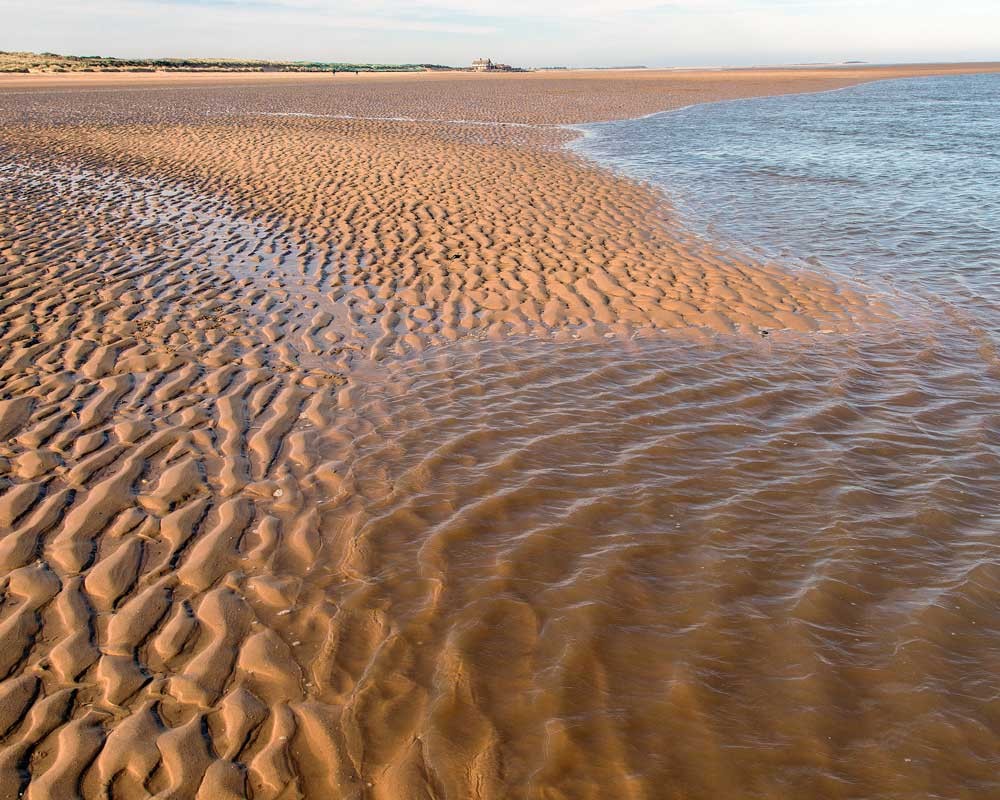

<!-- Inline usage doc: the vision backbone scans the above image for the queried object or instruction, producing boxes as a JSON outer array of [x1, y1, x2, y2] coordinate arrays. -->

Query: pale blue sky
[[2, 0, 998, 67]]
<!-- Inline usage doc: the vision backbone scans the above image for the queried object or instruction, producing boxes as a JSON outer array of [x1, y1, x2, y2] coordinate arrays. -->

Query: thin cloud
[[1, 0, 997, 65], [2, 0, 497, 35]]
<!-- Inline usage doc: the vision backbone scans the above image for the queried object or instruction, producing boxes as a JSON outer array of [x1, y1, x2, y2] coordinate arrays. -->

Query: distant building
[[471, 58, 519, 72]]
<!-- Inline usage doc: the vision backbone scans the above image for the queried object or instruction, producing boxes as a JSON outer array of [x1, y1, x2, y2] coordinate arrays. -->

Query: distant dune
[[0, 49, 458, 73]]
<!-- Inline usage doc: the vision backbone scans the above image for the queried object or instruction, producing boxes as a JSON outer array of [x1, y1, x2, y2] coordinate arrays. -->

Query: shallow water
[[572, 73, 1000, 338], [303, 75, 1000, 795], [319, 327, 1000, 797]]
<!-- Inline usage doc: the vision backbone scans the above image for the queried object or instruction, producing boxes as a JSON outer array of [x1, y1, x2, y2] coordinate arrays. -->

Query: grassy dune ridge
[[0, 49, 458, 73]]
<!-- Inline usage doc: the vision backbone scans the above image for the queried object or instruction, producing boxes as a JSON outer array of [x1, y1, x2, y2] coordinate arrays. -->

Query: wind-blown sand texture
[[1, 64, 999, 798]]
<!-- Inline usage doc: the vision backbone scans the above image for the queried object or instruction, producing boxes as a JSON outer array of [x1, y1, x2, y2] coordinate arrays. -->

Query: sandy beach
[[2, 63, 999, 798]]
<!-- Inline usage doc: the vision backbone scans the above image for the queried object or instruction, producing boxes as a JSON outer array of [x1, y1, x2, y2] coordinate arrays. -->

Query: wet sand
[[3, 62, 999, 123], [1, 64, 999, 798]]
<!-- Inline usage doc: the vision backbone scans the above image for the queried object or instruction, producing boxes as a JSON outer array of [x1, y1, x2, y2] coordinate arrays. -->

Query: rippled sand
[[1, 65, 999, 799]]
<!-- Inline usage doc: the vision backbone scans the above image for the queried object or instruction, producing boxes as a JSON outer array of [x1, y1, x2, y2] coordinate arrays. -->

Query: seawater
[[572, 73, 1000, 339], [312, 74, 1000, 796]]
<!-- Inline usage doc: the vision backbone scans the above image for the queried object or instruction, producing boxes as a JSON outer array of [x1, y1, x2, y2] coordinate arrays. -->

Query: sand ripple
[[4, 114, 881, 360], [1, 70, 997, 798]]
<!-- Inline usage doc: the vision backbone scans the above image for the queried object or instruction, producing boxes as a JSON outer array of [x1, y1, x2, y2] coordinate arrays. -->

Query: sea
[[332, 73, 1000, 795], [571, 73, 1000, 340]]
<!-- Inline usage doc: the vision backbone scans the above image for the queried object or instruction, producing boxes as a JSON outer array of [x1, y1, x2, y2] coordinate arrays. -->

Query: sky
[[2, 0, 999, 68]]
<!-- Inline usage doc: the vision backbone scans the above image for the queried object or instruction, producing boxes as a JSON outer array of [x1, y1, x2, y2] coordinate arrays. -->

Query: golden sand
[[3, 62, 998, 123], [0, 64, 998, 798]]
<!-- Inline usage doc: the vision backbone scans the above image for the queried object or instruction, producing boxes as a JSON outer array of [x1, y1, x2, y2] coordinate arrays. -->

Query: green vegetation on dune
[[0, 50, 459, 73]]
